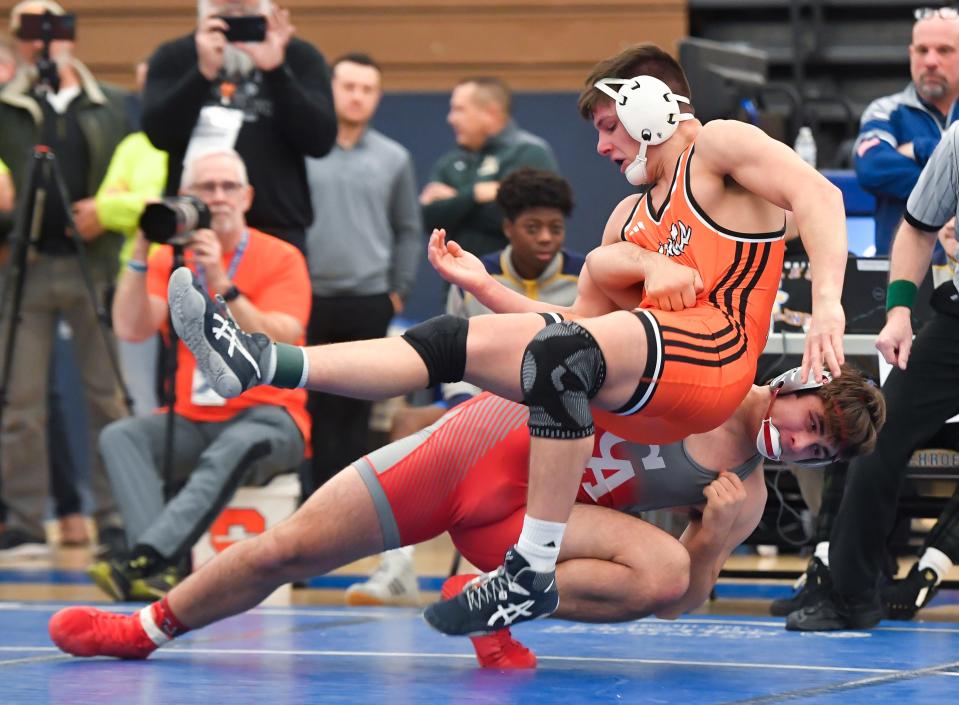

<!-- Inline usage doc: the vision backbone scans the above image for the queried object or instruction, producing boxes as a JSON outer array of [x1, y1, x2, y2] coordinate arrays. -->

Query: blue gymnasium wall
[[373, 92, 637, 320]]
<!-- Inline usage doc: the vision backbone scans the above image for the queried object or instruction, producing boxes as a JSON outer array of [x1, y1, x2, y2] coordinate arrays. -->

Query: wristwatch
[[222, 284, 242, 302]]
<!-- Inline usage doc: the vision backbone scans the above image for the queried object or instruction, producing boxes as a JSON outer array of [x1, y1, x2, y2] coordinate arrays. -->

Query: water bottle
[[794, 126, 817, 168]]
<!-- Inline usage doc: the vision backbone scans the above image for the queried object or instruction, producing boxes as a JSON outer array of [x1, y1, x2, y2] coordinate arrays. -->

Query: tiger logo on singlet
[[620, 141, 786, 351]]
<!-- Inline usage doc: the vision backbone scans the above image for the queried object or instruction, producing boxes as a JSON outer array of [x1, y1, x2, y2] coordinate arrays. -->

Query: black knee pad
[[521, 321, 606, 439], [538, 312, 565, 325], [401, 315, 469, 388]]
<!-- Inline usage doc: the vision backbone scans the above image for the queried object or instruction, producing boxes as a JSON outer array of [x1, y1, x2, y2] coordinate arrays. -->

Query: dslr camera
[[140, 197, 211, 246]]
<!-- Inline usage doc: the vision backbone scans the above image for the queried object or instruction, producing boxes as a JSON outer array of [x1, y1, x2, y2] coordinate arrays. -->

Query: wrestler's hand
[[802, 298, 845, 383], [701, 472, 747, 538], [643, 256, 703, 312], [875, 307, 914, 370], [428, 228, 491, 293]]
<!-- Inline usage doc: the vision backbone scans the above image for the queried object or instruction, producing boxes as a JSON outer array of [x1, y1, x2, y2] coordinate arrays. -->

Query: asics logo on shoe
[[487, 600, 536, 628], [212, 311, 261, 377]]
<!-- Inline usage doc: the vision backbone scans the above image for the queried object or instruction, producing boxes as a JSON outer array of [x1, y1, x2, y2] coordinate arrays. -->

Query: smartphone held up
[[217, 15, 267, 43]]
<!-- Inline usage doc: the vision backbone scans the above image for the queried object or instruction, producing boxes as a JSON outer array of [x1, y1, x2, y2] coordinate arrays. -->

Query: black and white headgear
[[594, 75, 693, 185], [757, 367, 834, 468]]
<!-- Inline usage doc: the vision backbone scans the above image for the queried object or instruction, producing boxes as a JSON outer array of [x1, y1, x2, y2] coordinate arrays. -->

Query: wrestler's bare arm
[[695, 120, 847, 380], [428, 195, 650, 318], [655, 467, 767, 619], [784, 211, 800, 242]]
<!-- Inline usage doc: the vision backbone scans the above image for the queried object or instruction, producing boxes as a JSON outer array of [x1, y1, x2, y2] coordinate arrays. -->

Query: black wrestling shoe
[[770, 556, 832, 617], [167, 266, 274, 399], [423, 547, 559, 636], [881, 563, 940, 621], [785, 589, 882, 631]]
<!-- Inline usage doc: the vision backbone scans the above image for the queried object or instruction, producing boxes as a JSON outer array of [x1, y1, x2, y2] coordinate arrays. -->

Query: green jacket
[[423, 120, 559, 257], [0, 59, 132, 278]]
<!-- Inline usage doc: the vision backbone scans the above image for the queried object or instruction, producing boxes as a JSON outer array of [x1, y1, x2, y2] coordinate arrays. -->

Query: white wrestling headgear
[[757, 367, 834, 468], [593, 75, 693, 186]]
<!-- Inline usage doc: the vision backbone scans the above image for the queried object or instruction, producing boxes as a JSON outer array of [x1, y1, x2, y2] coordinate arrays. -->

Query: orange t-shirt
[[146, 228, 312, 445]]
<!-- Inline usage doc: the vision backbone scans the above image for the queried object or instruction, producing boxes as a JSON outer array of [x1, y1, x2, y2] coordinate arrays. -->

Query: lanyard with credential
[[196, 228, 249, 293]]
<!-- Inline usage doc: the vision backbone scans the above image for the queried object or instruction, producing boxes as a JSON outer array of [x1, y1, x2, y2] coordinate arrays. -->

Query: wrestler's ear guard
[[593, 75, 693, 185], [757, 368, 834, 466], [768, 367, 832, 395]]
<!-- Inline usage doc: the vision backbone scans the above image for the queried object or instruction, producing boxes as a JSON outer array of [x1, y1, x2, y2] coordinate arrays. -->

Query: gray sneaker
[[167, 266, 274, 398]]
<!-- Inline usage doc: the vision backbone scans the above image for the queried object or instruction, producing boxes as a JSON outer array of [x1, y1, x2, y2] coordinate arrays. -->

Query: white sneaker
[[345, 550, 421, 607]]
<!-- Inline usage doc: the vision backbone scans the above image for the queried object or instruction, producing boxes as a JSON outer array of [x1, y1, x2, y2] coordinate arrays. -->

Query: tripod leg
[[0, 148, 48, 509], [45, 152, 134, 415]]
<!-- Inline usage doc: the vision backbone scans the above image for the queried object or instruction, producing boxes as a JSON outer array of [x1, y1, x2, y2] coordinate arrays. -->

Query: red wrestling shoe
[[441, 574, 538, 669], [49, 606, 159, 659]]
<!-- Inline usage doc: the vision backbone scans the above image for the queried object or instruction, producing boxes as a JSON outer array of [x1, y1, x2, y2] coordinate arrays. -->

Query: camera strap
[[196, 228, 250, 291]]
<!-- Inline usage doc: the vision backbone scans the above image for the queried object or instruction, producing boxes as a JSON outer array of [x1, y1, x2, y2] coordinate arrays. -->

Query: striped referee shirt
[[905, 122, 959, 232]]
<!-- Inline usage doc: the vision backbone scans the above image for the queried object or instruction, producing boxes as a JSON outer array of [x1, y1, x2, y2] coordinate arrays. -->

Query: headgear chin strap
[[756, 367, 835, 468], [594, 75, 693, 186]]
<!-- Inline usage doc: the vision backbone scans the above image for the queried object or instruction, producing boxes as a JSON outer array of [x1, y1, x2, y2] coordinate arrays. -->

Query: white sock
[[138, 606, 171, 647], [515, 515, 565, 573], [297, 347, 310, 388], [262, 344, 277, 385], [396, 545, 415, 561], [814, 541, 829, 568], [918, 547, 952, 584]]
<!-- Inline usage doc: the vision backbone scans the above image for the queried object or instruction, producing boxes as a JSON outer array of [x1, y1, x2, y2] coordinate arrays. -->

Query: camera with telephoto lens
[[139, 196, 212, 246]]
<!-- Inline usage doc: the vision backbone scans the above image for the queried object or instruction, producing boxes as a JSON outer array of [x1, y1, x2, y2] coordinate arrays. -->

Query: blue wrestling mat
[[2, 602, 958, 704]]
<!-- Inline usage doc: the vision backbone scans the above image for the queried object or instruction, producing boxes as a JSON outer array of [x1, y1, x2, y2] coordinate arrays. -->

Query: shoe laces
[[210, 296, 261, 374], [463, 566, 528, 612]]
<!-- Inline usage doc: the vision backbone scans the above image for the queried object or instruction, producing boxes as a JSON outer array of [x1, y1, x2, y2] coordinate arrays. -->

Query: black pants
[[813, 461, 848, 544], [305, 293, 394, 496], [831, 310, 959, 596], [0, 336, 84, 524]]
